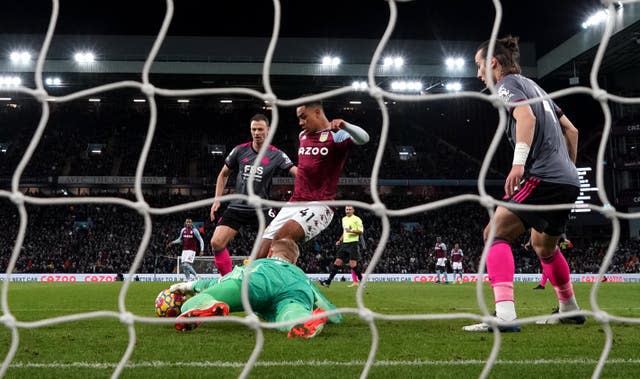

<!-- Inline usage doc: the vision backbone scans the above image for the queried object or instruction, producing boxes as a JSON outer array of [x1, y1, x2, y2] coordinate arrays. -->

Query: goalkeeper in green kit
[[170, 239, 342, 338]]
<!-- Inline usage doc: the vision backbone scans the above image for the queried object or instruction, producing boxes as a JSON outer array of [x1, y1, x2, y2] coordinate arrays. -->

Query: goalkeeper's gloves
[[169, 281, 195, 295]]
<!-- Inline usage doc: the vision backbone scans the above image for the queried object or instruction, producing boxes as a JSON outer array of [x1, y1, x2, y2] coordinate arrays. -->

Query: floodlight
[[9, 51, 31, 64], [352, 81, 368, 90], [581, 10, 608, 29], [0, 76, 21, 87], [45, 77, 62, 86], [445, 82, 462, 91], [74, 52, 96, 63]]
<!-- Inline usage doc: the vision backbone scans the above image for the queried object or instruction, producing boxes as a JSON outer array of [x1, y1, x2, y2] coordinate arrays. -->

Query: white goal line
[[9, 358, 640, 370]]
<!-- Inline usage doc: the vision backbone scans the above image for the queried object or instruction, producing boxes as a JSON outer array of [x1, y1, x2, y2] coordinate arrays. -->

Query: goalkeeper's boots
[[535, 307, 586, 325], [175, 301, 229, 332], [169, 281, 196, 295], [288, 308, 329, 339], [319, 280, 330, 288]]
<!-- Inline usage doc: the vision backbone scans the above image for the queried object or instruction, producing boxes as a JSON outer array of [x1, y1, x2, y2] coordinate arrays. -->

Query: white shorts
[[436, 258, 447, 267], [181, 250, 196, 264], [262, 203, 334, 242], [452, 261, 463, 271]]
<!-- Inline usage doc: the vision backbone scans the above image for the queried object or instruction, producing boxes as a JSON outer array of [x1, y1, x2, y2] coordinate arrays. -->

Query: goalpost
[[1, 0, 638, 378]]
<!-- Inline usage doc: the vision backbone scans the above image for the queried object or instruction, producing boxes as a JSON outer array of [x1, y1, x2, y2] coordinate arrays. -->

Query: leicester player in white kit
[[464, 36, 583, 332], [257, 99, 369, 259]]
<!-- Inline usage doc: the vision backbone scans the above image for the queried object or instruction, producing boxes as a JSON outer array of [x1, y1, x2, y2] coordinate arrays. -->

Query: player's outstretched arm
[[330, 119, 370, 145]]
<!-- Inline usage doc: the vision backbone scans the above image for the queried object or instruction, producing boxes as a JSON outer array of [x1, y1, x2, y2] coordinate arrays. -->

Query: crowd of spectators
[[1, 193, 637, 276], [1, 100, 506, 181]]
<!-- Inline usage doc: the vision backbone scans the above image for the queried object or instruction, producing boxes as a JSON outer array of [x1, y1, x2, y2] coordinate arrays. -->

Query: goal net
[[1, 0, 638, 378]]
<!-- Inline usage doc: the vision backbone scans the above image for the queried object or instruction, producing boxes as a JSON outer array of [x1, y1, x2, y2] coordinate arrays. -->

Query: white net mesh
[[2, 0, 640, 378]]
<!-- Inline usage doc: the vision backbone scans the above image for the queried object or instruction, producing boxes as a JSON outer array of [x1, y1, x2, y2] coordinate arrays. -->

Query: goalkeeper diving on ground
[[169, 238, 342, 339]]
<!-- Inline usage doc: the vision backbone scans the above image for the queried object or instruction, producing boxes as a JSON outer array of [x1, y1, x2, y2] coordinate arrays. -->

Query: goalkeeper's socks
[[350, 270, 359, 283]]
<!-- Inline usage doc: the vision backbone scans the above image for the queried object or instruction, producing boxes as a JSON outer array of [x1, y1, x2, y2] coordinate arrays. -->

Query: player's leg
[[257, 238, 272, 259], [441, 263, 448, 283], [211, 225, 238, 276], [534, 269, 547, 289], [485, 207, 523, 322], [258, 222, 305, 259], [348, 259, 361, 287], [175, 278, 242, 331], [258, 207, 305, 259], [349, 245, 363, 284], [309, 281, 343, 324], [453, 267, 461, 283], [532, 230, 584, 324], [273, 220, 306, 242], [272, 289, 327, 339], [322, 258, 344, 287], [182, 262, 197, 281], [463, 205, 524, 332], [350, 269, 359, 283], [436, 263, 446, 283]]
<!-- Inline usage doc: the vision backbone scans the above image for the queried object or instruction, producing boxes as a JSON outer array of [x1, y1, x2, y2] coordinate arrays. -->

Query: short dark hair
[[477, 35, 521, 76], [250, 113, 270, 126], [299, 95, 323, 110]]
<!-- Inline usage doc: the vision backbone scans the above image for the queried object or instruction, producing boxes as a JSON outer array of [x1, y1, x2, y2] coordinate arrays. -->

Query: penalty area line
[[9, 358, 640, 369]]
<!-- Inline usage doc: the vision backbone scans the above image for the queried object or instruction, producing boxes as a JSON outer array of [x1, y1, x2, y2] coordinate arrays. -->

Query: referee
[[320, 205, 364, 288]]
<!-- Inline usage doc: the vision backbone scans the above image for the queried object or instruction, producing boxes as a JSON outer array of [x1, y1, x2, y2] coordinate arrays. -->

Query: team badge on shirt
[[319, 131, 329, 142], [497, 85, 513, 102]]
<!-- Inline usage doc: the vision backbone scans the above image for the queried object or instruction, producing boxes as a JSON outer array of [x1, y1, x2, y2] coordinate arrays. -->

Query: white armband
[[512, 142, 530, 165]]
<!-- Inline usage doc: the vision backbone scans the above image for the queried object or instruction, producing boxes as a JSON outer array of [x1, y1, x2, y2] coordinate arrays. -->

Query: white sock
[[559, 296, 579, 312], [495, 301, 517, 321]]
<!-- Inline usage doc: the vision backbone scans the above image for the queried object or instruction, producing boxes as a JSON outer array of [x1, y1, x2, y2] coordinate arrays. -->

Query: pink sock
[[486, 240, 515, 303], [540, 271, 548, 286], [214, 248, 233, 276], [351, 270, 358, 283], [540, 248, 573, 302]]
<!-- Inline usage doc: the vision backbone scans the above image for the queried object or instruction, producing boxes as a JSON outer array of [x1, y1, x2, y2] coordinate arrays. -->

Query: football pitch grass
[[1, 281, 639, 378]]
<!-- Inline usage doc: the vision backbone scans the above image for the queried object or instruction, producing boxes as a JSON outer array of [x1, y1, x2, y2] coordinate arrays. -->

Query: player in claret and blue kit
[[256, 99, 370, 259]]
